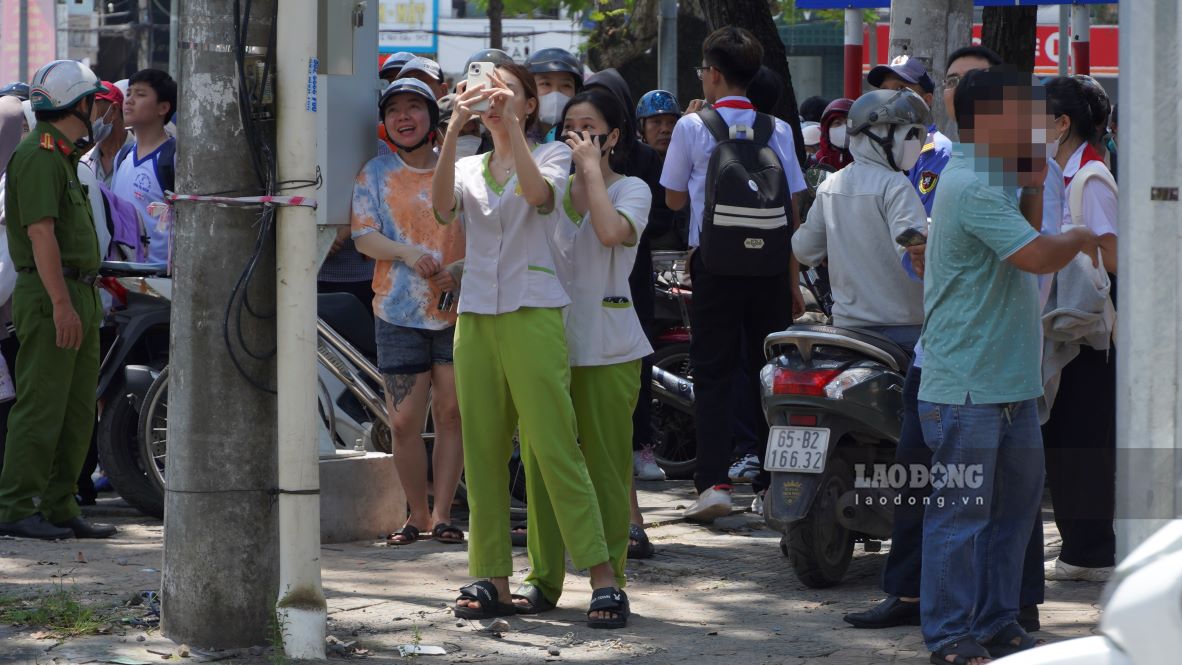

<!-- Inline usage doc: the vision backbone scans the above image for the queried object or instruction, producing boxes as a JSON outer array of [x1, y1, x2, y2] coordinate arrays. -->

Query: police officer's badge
[[918, 171, 938, 195]]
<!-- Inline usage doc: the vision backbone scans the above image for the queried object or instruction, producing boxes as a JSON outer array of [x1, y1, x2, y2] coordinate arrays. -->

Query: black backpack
[[698, 108, 791, 276]]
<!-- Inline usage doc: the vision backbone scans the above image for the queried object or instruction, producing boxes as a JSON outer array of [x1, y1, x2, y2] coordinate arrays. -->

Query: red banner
[[863, 24, 1118, 77]]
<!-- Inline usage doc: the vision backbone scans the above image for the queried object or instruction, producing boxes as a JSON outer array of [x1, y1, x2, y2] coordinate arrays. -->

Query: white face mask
[[899, 137, 924, 171], [455, 134, 482, 159], [91, 114, 113, 145], [829, 125, 848, 150], [537, 91, 572, 127]]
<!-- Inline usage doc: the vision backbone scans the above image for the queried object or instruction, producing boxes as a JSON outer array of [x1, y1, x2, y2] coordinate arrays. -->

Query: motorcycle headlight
[[823, 367, 876, 399]]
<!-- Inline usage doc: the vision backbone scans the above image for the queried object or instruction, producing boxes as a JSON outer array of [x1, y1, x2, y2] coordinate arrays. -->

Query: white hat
[[801, 121, 822, 147]]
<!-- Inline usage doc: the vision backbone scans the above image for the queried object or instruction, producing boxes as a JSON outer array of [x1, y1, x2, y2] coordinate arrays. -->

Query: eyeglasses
[[694, 65, 714, 80], [945, 74, 962, 90]]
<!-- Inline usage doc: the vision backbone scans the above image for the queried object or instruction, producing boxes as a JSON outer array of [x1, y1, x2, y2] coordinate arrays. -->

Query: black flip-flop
[[432, 522, 465, 544], [587, 587, 629, 629], [454, 581, 517, 619], [512, 584, 556, 615], [929, 638, 992, 665], [627, 524, 654, 560], [983, 623, 1044, 658], [387, 525, 420, 545]]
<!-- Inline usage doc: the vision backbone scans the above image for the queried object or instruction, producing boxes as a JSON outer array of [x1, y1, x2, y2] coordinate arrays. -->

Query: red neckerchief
[[1064, 143, 1106, 188], [711, 98, 755, 110]]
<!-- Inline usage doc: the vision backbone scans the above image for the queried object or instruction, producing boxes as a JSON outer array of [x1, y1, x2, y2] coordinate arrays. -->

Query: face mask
[[828, 125, 847, 150], [455, 134, 482, 158], [537, 92, 572, 127], [91, 112, 113, 145], [899, 137, 924, 172], [591, 133, 614, 156]]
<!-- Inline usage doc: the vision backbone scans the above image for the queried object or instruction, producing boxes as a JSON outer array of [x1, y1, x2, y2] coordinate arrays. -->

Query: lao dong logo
[[854, 463, 984, 490]]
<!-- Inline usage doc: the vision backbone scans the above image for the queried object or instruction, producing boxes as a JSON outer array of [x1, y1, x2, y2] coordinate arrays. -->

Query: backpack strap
[[157, 138, 176, 193], [115, 142, 134, 172], [698, 108, 731, 144], [750, 113, 775, 148]]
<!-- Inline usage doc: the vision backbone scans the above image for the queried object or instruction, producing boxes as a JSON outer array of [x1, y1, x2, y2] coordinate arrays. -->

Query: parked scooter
[[648, 250, 695, 478], [995, 520, 1182, 664], [759, 324, 909, 588]]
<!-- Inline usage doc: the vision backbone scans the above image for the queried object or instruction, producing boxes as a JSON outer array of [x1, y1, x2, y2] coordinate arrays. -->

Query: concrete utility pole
[[162, 0, 280, 649], [1071, 3, 1090, 76], [657, 0, 677, 98], [138, 0, 152, 70], [1115, 0, 1181, 559], [19, 0, 29, 81], [843, 9, 863, 100], [1058, 5, 1069, 77], [886, 0, 973, 137], [273, 0, 326, 658]]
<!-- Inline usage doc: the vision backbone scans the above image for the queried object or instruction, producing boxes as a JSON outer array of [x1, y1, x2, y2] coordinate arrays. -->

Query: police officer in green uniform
[[0, 60, 116, 540]]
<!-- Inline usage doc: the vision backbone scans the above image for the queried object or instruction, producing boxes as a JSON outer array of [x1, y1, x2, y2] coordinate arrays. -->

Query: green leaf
[[590, 10, 605, 21]]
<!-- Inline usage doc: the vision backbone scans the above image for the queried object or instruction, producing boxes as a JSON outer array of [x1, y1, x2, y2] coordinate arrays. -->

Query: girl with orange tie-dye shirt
[[351, 78, 466, 546]]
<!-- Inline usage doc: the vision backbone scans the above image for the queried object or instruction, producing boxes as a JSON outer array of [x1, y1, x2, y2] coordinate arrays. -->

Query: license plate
[[764, 426, 831, 473]]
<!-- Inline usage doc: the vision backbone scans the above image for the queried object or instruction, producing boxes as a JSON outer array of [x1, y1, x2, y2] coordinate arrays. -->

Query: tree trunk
[[488, 0, 503, 49], [694, 0, 804, 166], [982, 6, 1038, 74]]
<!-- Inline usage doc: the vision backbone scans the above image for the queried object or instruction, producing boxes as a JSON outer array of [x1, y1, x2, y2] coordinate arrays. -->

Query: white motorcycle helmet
[[29, 60, 103, 112], [848, 88, 932, 172]]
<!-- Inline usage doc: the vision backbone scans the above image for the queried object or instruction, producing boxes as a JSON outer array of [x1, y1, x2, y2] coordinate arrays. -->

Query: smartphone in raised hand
[[895, 227, 927, 248], [465, 61, 494, 114]]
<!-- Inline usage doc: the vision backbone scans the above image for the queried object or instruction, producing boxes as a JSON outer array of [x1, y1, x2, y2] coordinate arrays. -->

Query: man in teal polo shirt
[[916, 69, 1099, 664]]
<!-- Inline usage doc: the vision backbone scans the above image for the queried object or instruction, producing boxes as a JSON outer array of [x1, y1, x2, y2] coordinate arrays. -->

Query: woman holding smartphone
[[510, 88, 652, 628], [433, 63, 624, 627]]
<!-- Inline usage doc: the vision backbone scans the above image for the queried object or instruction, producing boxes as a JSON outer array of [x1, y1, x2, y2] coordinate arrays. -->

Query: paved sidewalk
[[1, 482, 1104, 664]]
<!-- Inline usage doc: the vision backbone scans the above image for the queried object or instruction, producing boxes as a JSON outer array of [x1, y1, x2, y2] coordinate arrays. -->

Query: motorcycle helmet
[[525, 48, 583, 90], [29, 60, 103, 112], [379, 78, 440, 153], [380, 52, 415, 81], [0, 82, 29, 101], [465, 48, 514, 71], [635, 90, 682, 121], [847, 88, 931, 171]]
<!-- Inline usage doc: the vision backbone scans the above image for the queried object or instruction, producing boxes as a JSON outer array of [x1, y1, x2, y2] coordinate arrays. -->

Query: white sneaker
[[728, 454, 761, 483], [1044, 558, 1113, 582], [685, 486, 733, 523], [751, 490, 765, 516], [633, 447, 667, 481]]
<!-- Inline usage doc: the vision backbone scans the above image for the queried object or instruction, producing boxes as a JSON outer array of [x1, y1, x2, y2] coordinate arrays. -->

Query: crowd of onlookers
[[0, 25, 1119, 657]]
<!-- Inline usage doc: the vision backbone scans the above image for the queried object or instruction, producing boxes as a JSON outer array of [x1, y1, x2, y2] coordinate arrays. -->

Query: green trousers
[[0, 275, 101, 524], [454, 308, 609, 579], [524, 361, 640, 602]]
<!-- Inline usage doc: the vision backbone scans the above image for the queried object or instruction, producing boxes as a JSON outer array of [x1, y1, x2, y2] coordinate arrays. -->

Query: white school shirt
[[659, 96, 808, 247], [448, 141, 572, 315], [112, 138, 174, 264], [552, 175, 654, 367]]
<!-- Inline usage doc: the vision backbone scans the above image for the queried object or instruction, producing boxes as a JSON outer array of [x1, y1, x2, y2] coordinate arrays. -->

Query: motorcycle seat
[[317, 293, 377, 360], [770, 324, 911, 373]]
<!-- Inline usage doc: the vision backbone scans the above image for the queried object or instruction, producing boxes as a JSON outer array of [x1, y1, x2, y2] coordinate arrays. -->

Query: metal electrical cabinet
[[315, 0, 380, 237]]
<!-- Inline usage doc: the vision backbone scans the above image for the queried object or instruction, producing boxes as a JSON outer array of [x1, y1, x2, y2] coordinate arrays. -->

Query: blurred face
[[123, 82, 169, 127], [962, 87, 1045, 184], [535, 72, 577, 97], [943, 55, 993, 123], [485, 67, 536, 131], [641, 114, 677, 154], [382, 93, 430, 147], [562, 101, 618, 153]]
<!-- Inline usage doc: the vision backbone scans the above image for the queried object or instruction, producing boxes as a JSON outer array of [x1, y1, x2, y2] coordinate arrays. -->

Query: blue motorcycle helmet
[[635, 90, 682, 122]]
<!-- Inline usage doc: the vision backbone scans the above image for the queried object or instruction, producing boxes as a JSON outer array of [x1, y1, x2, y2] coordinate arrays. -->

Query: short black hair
[[129, 68, 178, 122], [1045, 76, 1098, 145], [799, 95, 829, 123], [953, 67, 1039, 133], [747, 66, 782, 115], [702, 27, 763, 90], [560, 87, 634, 173], [947, 45, 1003, 69]]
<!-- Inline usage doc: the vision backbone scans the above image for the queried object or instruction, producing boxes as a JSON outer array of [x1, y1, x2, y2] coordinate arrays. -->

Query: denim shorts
[[375, 318, 455, 375]]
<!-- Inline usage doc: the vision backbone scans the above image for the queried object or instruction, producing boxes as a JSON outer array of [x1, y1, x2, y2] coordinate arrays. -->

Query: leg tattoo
[[384, 374, 418, 412]]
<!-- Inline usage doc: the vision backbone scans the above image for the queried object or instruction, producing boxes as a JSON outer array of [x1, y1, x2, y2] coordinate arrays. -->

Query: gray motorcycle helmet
[[847, 89, 932, 171], [847, 88, 931, 136]]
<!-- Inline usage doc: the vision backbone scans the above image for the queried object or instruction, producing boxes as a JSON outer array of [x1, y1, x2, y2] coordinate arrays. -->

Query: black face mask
[[591, 133, 613, 155]]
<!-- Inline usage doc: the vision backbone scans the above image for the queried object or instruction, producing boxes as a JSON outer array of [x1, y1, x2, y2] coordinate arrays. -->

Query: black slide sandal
[[454, 581, 517, 619], [628, 524, 655, 559], [983, 623, 1043, 658], [929, 638, 992, 665], [512, 584, 556, 615], [587, 587, 629, 629], [387, 525, 420, 545], [432, 522, 465, 544]]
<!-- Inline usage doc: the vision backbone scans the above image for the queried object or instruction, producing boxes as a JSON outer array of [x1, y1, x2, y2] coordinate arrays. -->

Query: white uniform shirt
[[1061, 143, 1118, 239], [659, 96, 808, 247], [112, 139, 174, 264], [552, 175, 654, 367], [448, 141, 572, 315]]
